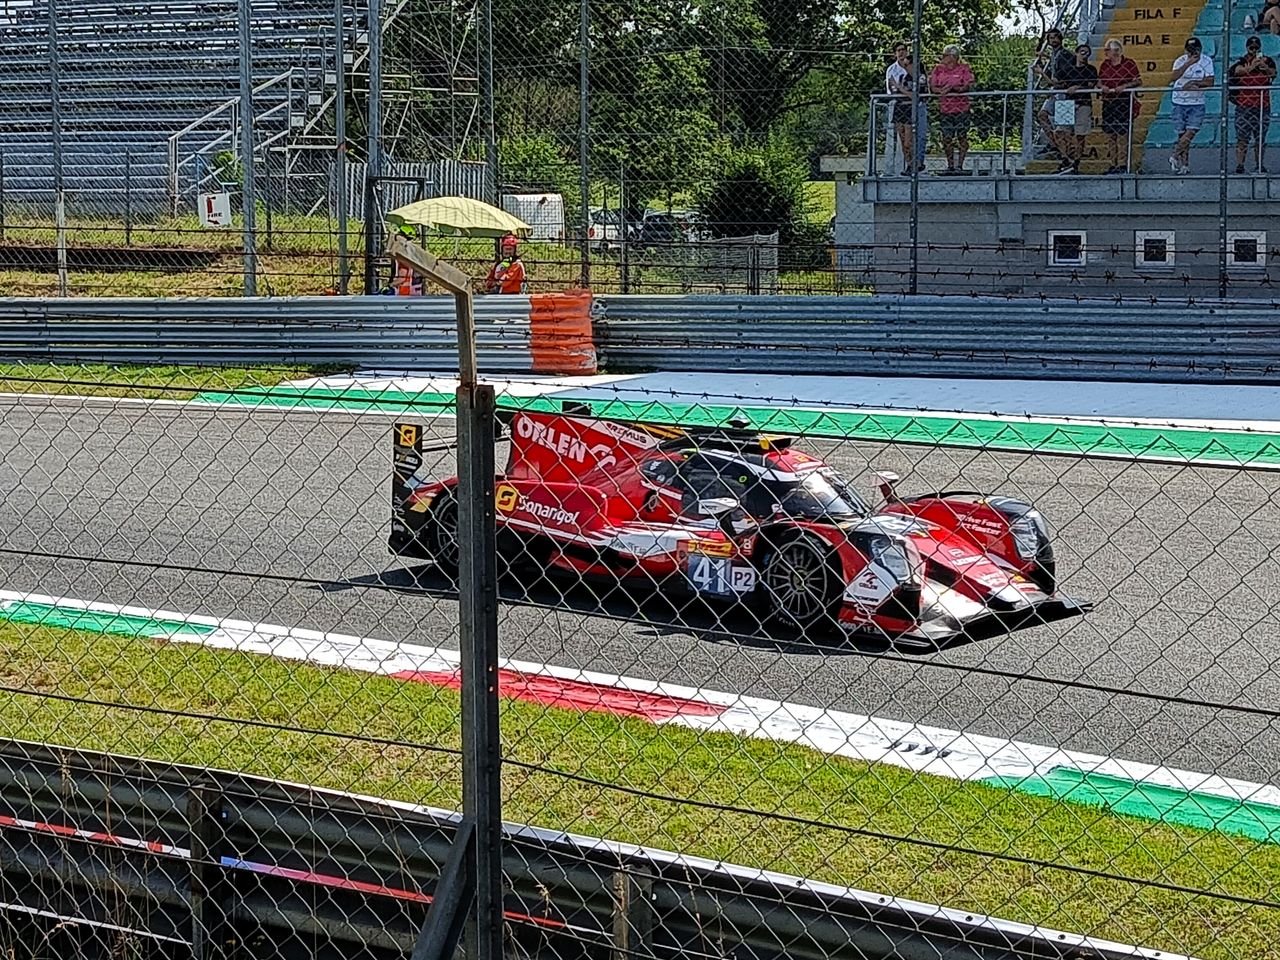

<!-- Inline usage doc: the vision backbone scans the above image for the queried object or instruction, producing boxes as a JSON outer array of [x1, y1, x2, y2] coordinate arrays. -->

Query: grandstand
[[0, 0, 357, 215]]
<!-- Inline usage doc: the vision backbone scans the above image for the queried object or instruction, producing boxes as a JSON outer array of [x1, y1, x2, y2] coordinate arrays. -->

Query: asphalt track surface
[[1, 394, 1278, 783]]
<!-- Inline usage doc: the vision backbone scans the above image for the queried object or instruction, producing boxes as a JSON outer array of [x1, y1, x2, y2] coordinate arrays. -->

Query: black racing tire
[[425, 490, 460, 577], [760, 531, 844, 631]]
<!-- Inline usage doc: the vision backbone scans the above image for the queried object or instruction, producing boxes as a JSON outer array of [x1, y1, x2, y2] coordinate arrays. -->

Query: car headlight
[[1011, 511, 1049, 560]]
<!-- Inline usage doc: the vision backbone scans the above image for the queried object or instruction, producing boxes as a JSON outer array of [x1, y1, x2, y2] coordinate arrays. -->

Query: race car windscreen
[[764, 468, 869, 519]]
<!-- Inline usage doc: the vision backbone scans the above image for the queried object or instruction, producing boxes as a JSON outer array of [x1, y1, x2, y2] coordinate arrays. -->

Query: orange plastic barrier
[[529, 290, 597, 374]]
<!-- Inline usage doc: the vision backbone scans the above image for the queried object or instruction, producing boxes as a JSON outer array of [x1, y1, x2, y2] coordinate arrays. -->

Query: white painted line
[[3, 589, 1276, 812]]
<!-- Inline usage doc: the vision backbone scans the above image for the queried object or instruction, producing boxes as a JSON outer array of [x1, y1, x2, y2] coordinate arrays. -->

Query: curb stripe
[[3, 590, 1279, 845], [192, 383, 1280, 468]]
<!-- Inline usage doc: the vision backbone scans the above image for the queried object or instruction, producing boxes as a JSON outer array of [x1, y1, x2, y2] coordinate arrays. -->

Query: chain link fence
[[0, 0, 1273, 299], [1, 347, 1280, 957]]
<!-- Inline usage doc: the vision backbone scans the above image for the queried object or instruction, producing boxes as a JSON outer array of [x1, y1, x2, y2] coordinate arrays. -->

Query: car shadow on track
[[316, 563, 981, 658]]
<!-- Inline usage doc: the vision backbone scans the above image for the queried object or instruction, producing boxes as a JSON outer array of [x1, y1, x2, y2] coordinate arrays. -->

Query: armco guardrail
[[2, 294, 1278, 383], [0, 739, 1182, 960], [593, 295, 1280, 383], [0, 296, 539, 370]]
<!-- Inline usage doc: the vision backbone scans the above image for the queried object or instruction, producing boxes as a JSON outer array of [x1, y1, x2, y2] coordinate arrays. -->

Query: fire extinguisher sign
[[197, 192, 233, 228]]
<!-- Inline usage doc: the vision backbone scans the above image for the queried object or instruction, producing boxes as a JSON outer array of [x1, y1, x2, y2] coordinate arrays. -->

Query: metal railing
[[0, 294, 1278, 382], [866, 84, 1279, 178], [165, 66, 308, 214], [0, 738, 1186, 960]]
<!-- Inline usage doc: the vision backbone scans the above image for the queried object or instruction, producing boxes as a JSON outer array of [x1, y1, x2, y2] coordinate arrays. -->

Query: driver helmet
[[500, 233, 520, 253]]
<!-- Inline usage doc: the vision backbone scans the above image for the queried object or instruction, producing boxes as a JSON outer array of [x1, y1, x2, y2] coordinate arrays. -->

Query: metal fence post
[[908, 0, 922, 295], [364, 0, 383, 295], [1218, 0, 1233, 298], [335, 0, 349, 294], [578, 0, 591, 288], [238, 0, 258, 296], [49, 0, 67, 297], [0, 151, 6, 241], [388, 238, 503, 960], [456, 378, 503, 960], [125, 150, 133, 245], [480, 0, 497, 204]]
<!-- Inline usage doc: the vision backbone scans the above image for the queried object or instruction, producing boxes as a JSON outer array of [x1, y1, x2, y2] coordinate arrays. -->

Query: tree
[[593, 49, 719, 208], [699, 137, 809, 238]]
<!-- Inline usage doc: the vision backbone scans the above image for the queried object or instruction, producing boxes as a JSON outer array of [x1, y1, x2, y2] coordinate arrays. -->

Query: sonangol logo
[[523, 499, 580, 527]]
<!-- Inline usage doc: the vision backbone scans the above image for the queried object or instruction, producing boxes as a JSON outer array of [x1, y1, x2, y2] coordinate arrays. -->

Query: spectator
[[1231, 35, 1276, 173], [1035, 28, 1075, 158], [929, 44, 975, 174], [1054, 43, 1098, 174], [886, 42, 925, 175], [1098, 40, 1141, 174], [1262, 0, 1280, 34], [1169, 37, 1215, 174]]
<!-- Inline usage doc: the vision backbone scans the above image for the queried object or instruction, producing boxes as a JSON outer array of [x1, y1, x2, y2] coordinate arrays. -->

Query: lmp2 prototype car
[[390, 408, 1089, 644]]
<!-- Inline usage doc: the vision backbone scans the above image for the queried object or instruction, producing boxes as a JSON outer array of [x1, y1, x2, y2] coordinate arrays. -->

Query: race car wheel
[[761, 532, 842, 629], [425, 491, 460, 575]]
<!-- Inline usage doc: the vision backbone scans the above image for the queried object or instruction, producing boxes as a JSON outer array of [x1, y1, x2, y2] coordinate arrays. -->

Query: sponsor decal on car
[[521, 498, 580, 527], [685, 537, 735, 558], [844, 563, 897, 606], [961, 514, 1008, 538], [946, 547, 983, 566], [496, 484, 520, 513], [515, 415, 618, 468]]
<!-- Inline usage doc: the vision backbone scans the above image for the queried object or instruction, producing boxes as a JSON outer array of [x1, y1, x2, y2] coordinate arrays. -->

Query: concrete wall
[[828, 170, 1280, 297]]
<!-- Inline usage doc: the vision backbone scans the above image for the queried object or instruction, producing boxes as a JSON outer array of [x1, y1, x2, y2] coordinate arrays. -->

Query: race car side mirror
[[698, 497, 742, 535], [698, 497, 739, 517], [875, 471, 902, 504]]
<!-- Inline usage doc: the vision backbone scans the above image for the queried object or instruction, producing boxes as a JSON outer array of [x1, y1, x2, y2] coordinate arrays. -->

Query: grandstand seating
[[1024, 0, 1279, 172], [1139, 0, 1280, 157], [0, 0, 353, 214]]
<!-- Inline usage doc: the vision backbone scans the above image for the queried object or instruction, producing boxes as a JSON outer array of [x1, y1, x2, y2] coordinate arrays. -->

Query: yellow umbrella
[[386, 196, 531, 239]]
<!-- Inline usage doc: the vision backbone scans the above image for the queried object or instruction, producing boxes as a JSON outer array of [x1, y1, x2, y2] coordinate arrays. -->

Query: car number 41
[[688, 554, 757, 596]]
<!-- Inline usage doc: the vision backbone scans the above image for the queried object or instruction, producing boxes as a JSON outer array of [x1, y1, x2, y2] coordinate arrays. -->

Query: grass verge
[[0, 363, 327, 399], [0, 619, 1277, 960]]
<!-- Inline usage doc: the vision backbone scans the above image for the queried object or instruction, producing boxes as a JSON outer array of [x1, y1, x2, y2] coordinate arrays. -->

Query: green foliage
[[499, 133, 582, 214], [699, 138, 810, 240], [594, 49, 719, 208], [211, 150, 242, 188]]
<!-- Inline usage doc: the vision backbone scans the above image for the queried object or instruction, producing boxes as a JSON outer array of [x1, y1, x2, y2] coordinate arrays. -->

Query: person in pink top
[[929, 44, 976, 174]]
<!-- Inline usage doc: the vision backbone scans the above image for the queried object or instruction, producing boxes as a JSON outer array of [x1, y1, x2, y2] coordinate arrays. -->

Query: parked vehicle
[[586, 207, 625, 251], [501, 193, 565, 242]]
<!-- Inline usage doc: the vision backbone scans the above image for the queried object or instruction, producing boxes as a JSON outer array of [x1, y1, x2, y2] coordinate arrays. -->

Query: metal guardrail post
[[187, 783, 229, 960], [612, 869, 654, 960]]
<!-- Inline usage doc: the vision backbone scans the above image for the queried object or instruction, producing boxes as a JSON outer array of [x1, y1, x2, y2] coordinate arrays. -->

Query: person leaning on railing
[[1230, 35, 1276, 174], [886, 41, 927, 174], [1098, 40, 1142, 175], [1034, 27, 1075, 161], [929, 45, 976, 175]]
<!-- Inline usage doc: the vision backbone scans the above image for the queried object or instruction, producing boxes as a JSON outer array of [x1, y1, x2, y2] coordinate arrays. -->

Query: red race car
[[390, 408, 1090, 645]]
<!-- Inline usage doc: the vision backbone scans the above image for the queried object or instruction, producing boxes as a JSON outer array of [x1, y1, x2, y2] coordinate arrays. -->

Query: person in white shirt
[[1169, 37, 1215, 173], [885, 42, 926, 175]]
